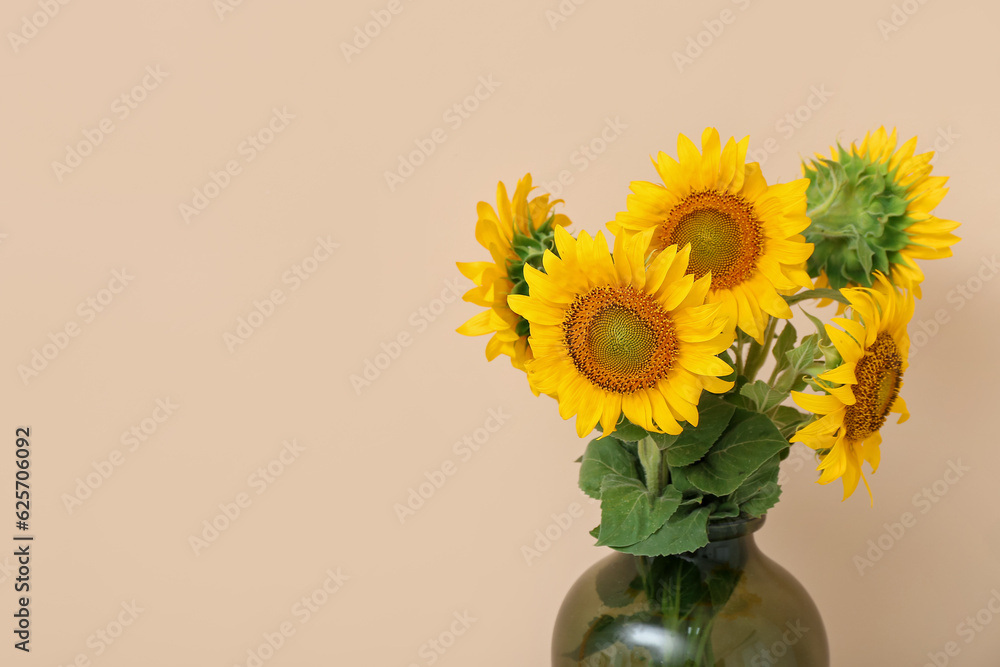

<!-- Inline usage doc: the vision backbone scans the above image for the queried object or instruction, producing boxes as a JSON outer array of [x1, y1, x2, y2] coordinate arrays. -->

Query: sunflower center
[[843, 331, 903, 442], [656, 191, 764, 289], [563, 286, 678, 394]]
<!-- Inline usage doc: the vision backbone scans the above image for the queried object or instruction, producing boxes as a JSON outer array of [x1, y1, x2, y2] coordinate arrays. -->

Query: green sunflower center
[[657, 191, 764, 290], [843, 331, 903, 442], [563, 286, 677, 393]]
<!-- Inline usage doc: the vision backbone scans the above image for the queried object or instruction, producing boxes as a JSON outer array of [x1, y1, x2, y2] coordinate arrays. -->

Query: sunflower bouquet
[[456, 127, 959, 664]]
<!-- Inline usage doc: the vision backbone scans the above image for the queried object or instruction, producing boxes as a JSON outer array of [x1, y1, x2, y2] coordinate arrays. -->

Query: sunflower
[[804, 127, 961, 297], [610, 128, 814, 343], [457, 174, 570, 382], [507, 226, 735, 438], [791, 274, 914, 501]]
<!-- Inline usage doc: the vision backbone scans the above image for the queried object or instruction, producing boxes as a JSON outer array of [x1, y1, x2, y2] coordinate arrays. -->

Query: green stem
[[734, 338, 745, 378], [742, 317, 779, 382]]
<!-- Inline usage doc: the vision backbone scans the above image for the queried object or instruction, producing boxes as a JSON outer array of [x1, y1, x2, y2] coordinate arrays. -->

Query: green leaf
[[595, 476, 683, 548], [662, 396, 737, 467], [739, 380, 787, 413], [708, 499, 741, 519], [728, 452, 784, 517], [680, 409, 789, 496], [800, 307, 832, 346], [619, 505, 711, 557], [771, 405, 811, 441], [771, 322, 798, 366], [578, 438, 637, 500], [785, 334, 820, 372], [608, 418, 649, 442], [782, 288, 850, 306]]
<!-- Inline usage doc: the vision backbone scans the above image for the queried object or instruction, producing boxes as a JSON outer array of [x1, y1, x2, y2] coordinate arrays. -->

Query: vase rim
[[706, 514, 766, 542]]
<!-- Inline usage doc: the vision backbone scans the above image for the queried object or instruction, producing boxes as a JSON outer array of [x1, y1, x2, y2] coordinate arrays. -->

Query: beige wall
[[2, 0, 997, 664]]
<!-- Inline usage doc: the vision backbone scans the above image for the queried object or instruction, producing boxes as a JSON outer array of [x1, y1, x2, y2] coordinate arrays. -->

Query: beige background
[[1, 0, 998, 664]]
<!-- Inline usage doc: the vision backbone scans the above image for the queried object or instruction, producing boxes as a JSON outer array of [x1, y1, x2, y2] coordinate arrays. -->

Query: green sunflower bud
[[803, 146, 913, 289]]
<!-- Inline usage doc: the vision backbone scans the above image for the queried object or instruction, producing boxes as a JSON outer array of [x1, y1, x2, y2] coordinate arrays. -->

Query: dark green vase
[[552, 516, 829, 666]]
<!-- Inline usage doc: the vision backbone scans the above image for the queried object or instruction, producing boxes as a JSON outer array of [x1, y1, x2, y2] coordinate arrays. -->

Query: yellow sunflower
[[791, 274, 914, 501], [610, 128, 814, 343], [804, 127, 961, 298], [457, 174, 571, 381], [508, 226, 735, 438]]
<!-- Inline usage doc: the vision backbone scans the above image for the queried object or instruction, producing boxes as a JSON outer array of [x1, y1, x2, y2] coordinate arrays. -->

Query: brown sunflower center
[[563, 286, 678, 394], [843, 331, 904, 442], [655, 191, 764, 289]]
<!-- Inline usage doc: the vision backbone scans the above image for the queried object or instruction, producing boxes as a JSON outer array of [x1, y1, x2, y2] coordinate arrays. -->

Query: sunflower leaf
[[679, 409, 789, 496], [782, 289, 850, 306], [595, 476, 683, 548], [739, 380, 787, 413], [618, 504, 711, 557], [608, 418, 650, 442], [727, 452, 783, 517], [661, 396, 736, 467], [785, 334, 821, 373], [578, 437, 637, 500]]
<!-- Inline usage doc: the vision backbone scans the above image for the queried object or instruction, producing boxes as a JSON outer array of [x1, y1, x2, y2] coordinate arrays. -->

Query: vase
[[551, 516, 829, 666]]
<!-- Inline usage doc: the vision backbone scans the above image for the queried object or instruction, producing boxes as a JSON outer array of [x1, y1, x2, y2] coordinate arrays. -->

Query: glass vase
[[552, 516, 829, 666]]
